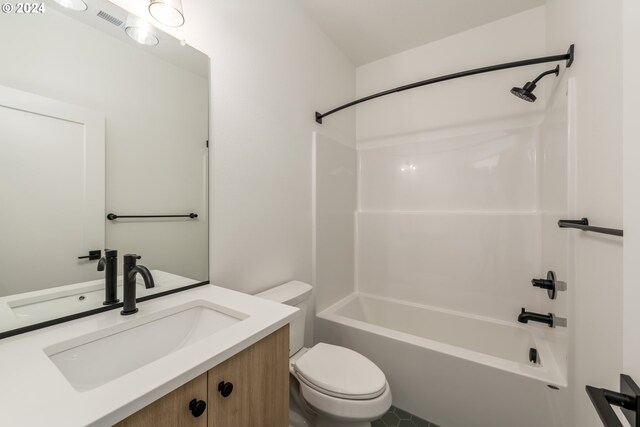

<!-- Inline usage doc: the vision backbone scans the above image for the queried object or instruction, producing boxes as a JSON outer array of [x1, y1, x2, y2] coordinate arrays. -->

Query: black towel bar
[[558, 218, 623, 237], [107, 213, 198, 220]]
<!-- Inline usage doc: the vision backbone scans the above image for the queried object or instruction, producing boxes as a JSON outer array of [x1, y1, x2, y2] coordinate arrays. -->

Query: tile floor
[[372, 406, 439, 427]]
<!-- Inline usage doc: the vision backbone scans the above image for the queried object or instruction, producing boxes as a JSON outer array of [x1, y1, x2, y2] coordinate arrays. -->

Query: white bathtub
[[316, 293, 571, 427]]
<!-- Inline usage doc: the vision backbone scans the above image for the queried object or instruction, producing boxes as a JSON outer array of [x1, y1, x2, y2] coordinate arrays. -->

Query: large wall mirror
[[0, 0, 209, 337]]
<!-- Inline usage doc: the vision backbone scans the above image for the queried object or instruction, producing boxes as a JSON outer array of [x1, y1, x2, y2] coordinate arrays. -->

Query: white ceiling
[[298, 0, 546, 66]]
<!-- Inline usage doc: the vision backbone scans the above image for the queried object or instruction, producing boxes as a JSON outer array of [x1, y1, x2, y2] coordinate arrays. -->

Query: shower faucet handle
[[531, 271, 566, 300], [531, 278, 554, 289]]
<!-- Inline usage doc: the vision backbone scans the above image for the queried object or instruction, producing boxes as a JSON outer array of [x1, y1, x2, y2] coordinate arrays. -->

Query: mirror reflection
[[0, 0, 209, 335]]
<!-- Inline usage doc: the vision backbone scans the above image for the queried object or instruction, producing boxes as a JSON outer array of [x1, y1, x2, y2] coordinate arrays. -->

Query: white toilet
[[256, 281, 392, 427]]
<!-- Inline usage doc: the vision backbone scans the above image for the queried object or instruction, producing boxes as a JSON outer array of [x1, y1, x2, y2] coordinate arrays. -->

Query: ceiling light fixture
[[125, 17, 159, 46], [149, 0, 185, 28], [52, 0, 88, 11]]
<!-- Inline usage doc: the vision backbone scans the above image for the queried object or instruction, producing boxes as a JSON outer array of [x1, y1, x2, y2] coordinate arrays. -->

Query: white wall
[[623, 0, 640, 384], [203, 0, 355, 297], [354, 8, 548, 322], [545, 1, 624, 426], [356, 6, 548, 146], [112, 0, 356, 304], [0, 7, 209, 287]]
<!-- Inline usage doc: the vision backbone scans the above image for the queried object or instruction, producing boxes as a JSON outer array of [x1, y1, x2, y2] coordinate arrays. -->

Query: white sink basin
[[46, 301, 246, 391]]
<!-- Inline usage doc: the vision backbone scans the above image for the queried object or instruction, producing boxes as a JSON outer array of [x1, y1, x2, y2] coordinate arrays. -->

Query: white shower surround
[[314, 118, 574, 426], [312, 5, 574, 426], [342, 114, 571, 427], [356, 125, 544, 322], [341, 120, 571, 426]]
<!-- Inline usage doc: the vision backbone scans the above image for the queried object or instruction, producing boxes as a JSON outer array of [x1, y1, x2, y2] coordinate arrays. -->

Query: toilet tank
[[255, 281, 312, 356]]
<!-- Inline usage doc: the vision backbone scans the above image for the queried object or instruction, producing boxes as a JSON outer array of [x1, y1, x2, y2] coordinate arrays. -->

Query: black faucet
[[518, 308, 566, 328], [121, 254, 155, 315], [97, 249, 119, 305]]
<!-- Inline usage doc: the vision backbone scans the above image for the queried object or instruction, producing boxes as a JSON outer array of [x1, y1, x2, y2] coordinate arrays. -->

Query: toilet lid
[[293, 343, 387, 400]]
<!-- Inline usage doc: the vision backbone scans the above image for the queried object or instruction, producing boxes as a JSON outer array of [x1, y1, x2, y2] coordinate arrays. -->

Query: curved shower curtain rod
[[315, 44, 575, 124]]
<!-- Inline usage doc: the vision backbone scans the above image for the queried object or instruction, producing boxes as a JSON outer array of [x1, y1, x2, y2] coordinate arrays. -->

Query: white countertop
[[0, 284, 298, 427]]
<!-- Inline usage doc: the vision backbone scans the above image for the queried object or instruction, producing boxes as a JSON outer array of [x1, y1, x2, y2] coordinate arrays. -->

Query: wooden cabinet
[[115, 326, 289, 427], [208, 325, 289, 427], [114, 373, 208, 427]]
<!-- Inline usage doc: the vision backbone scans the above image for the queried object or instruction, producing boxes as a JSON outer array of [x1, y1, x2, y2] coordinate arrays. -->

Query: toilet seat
[[293, 343, 387, 400]]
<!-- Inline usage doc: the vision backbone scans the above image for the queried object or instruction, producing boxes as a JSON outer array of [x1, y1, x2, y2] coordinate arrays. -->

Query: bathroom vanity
[[116, 326, 289, 427], [0, 285, 297, 426], [0, 1, 296, 425]]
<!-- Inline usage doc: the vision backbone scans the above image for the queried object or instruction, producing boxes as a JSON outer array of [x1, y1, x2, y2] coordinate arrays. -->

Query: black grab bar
[[107, 213, 198, 220], [558, 218, 623, 237]]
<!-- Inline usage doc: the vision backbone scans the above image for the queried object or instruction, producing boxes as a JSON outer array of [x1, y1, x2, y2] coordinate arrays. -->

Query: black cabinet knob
[[218, 381, 233, 397], [189, 399, 206, 417]]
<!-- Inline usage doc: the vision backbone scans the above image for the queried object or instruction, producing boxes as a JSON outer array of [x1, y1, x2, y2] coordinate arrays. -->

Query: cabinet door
[[115, 373, 208, 427], [208, 326, 289, 427]]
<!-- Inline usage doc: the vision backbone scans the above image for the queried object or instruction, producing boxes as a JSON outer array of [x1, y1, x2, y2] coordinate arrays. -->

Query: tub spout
[[518, 308, 566, 328]]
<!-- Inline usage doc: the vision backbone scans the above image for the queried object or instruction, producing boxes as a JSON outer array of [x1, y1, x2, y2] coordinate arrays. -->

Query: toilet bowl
[[256, 281, 392, 427]]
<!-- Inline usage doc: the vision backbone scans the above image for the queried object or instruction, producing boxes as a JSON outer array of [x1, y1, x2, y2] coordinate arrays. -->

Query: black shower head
[[511, 83, 537, 102], [511, 65, 560, 103]]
